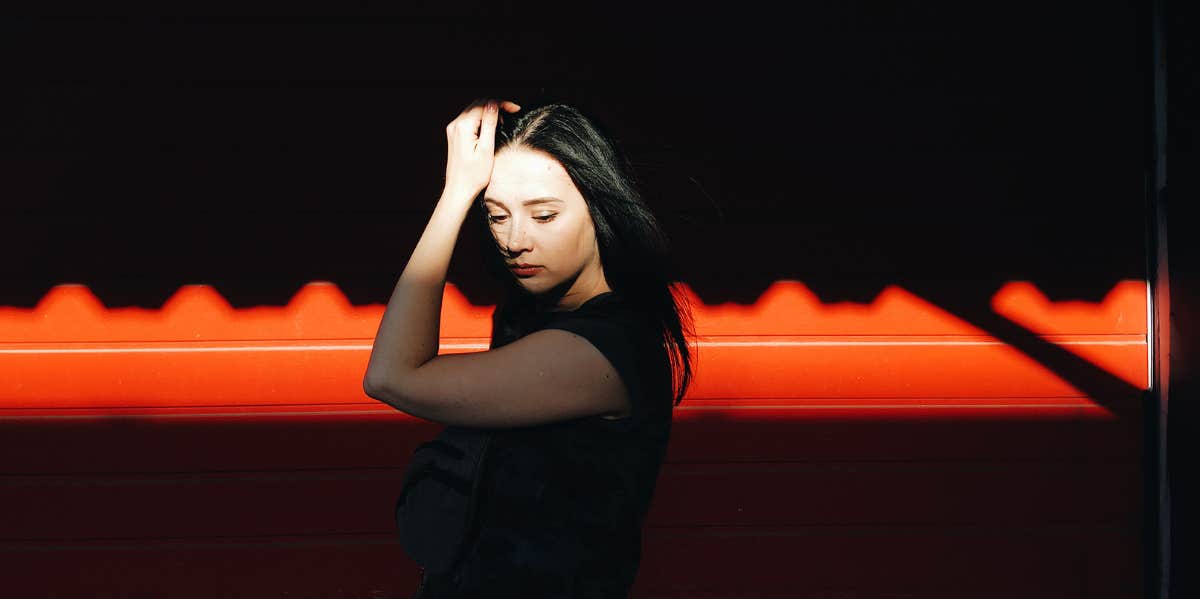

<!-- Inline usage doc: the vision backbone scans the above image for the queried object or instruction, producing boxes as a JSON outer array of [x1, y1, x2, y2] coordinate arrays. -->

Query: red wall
[[0, 5, 1150, 597], [0, 279, 1148, 597]]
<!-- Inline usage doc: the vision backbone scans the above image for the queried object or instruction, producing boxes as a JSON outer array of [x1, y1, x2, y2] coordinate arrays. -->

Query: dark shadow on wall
[[0, 407, 1146, 598], [0, 7, 1149, 414]]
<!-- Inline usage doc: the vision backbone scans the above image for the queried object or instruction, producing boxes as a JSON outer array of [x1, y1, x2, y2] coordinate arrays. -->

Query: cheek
[[527, 227, 577, 269], [564, 218, 592, 256], [575, 218, 597, 252]]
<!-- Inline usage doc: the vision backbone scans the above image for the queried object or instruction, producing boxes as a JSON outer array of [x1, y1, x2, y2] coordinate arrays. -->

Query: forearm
[[363, 189, 475, 401]]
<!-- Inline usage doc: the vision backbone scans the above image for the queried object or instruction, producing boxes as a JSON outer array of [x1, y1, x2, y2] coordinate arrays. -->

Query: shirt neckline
[[540, 291, 617, 315], [578, 291, 616, 310]]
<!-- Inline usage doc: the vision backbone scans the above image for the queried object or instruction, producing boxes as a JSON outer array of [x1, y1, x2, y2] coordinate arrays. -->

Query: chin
[[513, 278, 545, 292]]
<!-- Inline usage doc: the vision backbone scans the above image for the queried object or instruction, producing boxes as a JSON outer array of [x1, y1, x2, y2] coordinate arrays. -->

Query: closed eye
[[488, 214, 557, 224]]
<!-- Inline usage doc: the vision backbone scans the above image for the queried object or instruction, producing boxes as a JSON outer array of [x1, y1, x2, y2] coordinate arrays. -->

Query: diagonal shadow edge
[[902, 279, 1145, 420]]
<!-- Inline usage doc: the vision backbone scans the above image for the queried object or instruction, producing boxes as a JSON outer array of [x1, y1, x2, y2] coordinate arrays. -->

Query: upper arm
[[369, 328, 633, 428]]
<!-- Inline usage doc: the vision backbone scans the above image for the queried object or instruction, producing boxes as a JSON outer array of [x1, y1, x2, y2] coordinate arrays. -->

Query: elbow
[[362, 371, 398, 403], [362, 373, 381, 400], [363, 371, 416, 415]]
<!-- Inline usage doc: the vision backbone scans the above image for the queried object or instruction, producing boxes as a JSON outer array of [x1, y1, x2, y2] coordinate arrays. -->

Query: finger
[[499, 100, 521, 113], [454, 100, 487, 139], [457, 98, 487, 119], [479, 100, 499, 153]]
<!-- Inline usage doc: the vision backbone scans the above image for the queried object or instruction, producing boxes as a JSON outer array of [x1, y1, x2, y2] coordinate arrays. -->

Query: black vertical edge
[[1144, 0, 1170, 596]]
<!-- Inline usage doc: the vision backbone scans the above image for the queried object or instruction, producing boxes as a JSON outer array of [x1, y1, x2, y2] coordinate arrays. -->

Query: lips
[[509, 264, 542, 277]]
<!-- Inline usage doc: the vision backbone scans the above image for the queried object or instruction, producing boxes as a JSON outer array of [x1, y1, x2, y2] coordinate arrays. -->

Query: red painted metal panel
[[0, 280, 1148, 597], [0, 280, 1148, 410], [0, 460, 1139, 541]]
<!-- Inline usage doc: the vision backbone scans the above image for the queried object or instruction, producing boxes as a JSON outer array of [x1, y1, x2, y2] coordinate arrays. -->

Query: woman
[[363, 98, 694, 598]]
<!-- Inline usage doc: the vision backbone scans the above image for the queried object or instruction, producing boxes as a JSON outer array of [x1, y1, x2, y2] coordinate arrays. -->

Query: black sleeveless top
[[419, 291, 673, 598]]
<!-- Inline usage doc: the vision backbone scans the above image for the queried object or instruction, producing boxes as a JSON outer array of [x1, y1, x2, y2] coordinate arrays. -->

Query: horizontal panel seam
[[0, 339, 1148, 353]]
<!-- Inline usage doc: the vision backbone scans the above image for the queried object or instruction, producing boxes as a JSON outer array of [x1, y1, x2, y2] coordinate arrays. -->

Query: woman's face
[[483, 146, 611, 307]]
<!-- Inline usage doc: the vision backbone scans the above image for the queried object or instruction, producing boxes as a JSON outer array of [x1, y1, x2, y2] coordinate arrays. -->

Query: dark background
[[2, 2, 1195, 596], [1, 3, 1148, 308]]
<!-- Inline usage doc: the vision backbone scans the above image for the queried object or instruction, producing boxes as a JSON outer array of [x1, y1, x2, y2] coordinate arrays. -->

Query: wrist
[[440, 183, 481, 206], [433, 188, 478, 223]]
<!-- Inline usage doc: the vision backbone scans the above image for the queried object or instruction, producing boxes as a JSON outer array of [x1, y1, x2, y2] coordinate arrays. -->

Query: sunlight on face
[[483, 147, 609, 302]]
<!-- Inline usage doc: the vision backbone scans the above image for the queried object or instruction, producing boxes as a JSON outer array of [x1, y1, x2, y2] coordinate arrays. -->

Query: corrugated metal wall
[[1, 5, 1150, 597]]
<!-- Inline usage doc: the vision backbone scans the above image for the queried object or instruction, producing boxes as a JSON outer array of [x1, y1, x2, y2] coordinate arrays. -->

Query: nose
[[503, 218, 533, 254]]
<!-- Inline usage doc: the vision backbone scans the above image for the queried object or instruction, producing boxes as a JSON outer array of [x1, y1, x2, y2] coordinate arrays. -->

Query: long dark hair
[[474, 103, 694, 407]]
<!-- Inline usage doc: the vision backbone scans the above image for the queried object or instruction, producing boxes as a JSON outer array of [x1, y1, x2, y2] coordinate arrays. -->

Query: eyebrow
[[482, 197, 564, 208]]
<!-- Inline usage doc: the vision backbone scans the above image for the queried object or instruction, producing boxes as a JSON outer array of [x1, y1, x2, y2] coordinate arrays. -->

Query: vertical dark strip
[[1145, 0, 1170, 596]]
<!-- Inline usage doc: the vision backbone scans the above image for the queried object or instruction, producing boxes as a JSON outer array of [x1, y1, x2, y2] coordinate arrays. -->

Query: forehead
[[484, 148, 577, 206]]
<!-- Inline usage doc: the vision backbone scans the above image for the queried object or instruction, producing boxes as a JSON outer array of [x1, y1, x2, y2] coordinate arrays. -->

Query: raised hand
[[442, 98, 521, 201]]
